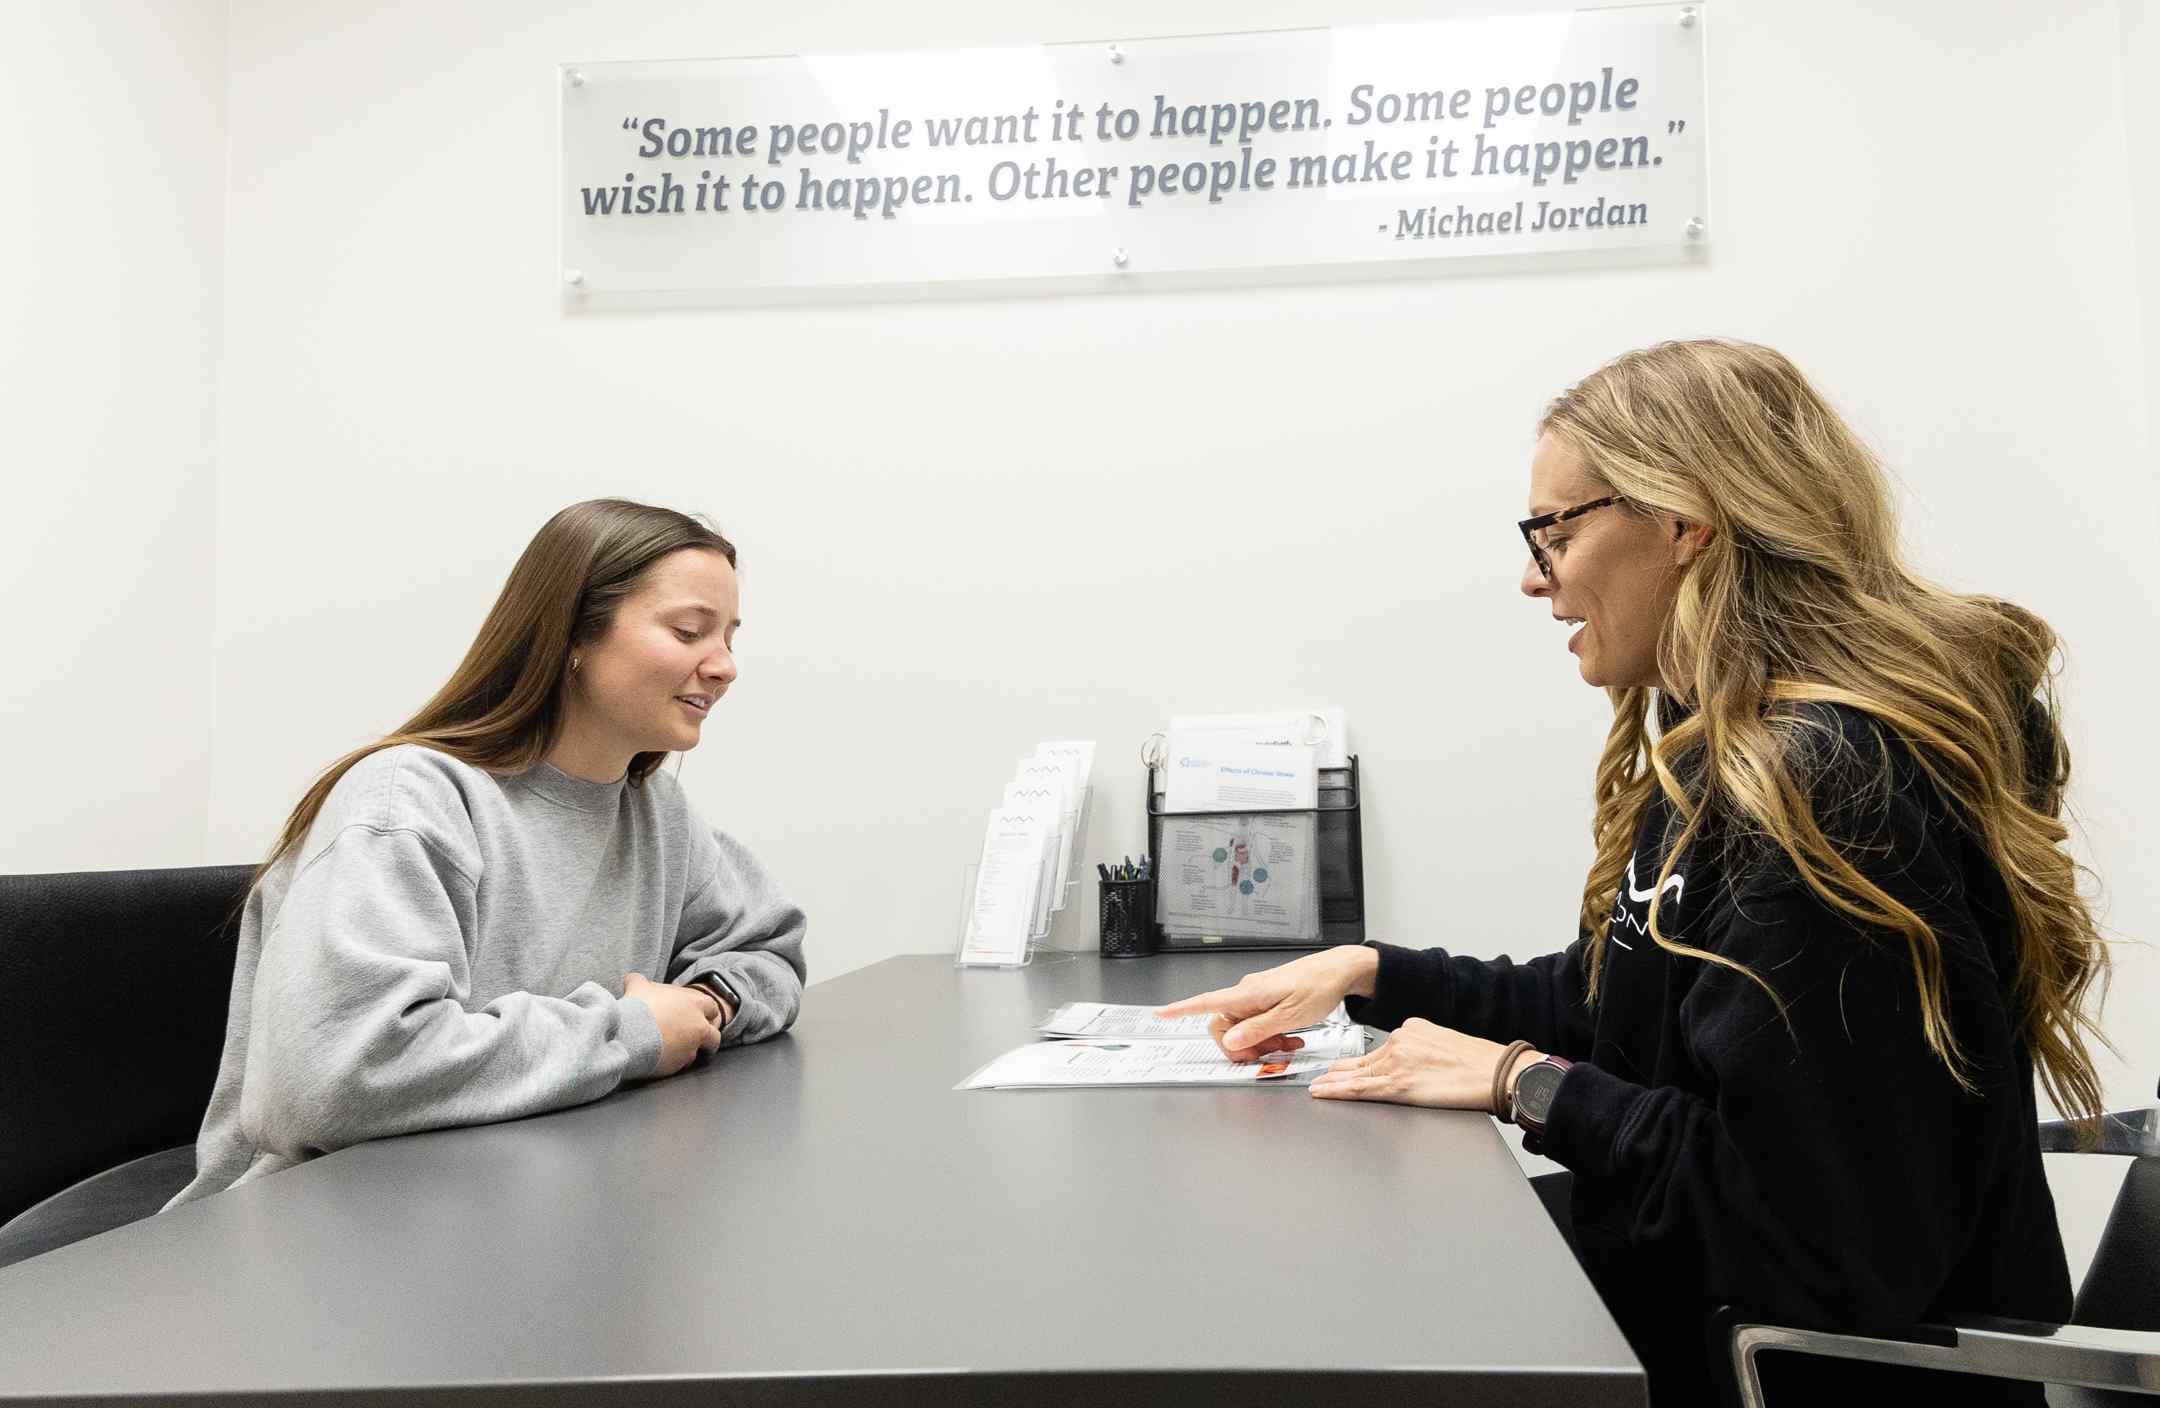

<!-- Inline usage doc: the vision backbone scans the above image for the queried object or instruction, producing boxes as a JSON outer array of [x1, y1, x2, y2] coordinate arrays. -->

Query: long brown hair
[[253, 498, 737, 889], [1543, 340, 2110, 1134]]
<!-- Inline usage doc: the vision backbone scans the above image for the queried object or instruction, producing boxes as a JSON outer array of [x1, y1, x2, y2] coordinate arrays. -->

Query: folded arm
[[669, 827, 808, 1045], [240, 825, 663, 1158]]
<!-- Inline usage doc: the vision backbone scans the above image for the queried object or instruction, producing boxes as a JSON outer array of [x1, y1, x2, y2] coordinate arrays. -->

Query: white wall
[[2042, 0, 2160, 1286], [2126, 0, 2160, 480], [2, 0, 226, 873]]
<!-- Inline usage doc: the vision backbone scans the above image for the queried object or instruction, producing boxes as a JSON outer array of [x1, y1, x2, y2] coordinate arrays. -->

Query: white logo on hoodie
[[1608, 856, 1686, 950]]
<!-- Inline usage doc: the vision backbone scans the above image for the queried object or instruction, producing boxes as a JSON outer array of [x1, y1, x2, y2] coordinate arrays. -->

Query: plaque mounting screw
[[1107, 44, 1125, 65], [1111, 248, 1129, 268], [565, 68, 585, 87], [563, 269, 586, 287], [1678, 8, 1697, 28], [1683, 217, 1706, 240]]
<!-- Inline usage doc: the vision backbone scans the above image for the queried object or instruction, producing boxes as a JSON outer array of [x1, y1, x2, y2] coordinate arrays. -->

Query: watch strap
[[1492, 1040, 1535, 1122]]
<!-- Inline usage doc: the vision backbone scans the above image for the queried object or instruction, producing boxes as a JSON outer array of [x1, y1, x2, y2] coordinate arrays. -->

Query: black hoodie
[[1347, 702, 2071, 1406]]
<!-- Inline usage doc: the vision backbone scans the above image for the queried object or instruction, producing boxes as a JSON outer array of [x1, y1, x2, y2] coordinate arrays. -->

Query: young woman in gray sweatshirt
[[169, 499, 807, 1207]]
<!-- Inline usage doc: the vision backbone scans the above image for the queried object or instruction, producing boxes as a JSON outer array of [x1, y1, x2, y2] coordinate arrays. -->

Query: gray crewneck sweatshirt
[[168, 744, 808, 1208]]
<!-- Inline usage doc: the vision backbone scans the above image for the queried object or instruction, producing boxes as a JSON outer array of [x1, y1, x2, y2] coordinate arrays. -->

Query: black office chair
[[1730, 1088, 2160, 1404], [0, 864, 254, 1271]]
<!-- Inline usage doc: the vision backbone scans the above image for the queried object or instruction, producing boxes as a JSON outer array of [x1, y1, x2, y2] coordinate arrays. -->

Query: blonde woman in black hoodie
[[1161, 339, 2109, 1407]]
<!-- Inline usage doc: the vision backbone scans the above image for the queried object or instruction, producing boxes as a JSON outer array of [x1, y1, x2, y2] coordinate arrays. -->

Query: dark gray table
[[0, 953, 1644, 1406]]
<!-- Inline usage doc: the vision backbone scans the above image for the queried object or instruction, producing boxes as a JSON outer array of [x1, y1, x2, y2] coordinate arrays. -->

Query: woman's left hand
[[1309, 1017, 1541, 1110]]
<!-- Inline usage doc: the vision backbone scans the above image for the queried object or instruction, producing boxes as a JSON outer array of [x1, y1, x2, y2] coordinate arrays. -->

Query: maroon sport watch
[[1509, 1055, 1574, 1138]]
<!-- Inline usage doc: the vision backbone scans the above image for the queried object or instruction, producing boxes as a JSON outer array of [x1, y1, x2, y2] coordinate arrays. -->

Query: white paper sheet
[[957, 1030, 1370, 1090], [1162, 739, 1318, 815], [1001, 782, 1066, 935], [1033, 740, 1095, 905], [1013, 753, 1084, 904], [1169, 708, 1350, 769], [958, 807, 1053, 965], [1033, 739, 1096, 798], [1036, 1001, 1355, 1041]]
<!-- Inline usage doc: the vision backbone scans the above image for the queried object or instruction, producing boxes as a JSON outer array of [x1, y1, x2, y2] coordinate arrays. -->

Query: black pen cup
[[1098, 877, 1156, 958]]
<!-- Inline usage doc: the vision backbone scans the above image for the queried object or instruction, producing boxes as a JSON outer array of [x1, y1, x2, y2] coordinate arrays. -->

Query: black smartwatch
[[687, 970, 743, 1030], [1510, 1055, 1574, 1139]]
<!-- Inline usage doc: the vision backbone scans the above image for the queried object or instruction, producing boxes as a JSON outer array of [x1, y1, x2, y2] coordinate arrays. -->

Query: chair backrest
[[0, 864, 255, 1227], [2074, 1150, 2160, 1332]]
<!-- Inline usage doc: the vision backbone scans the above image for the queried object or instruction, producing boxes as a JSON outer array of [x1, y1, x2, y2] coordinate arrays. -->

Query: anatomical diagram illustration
[[1199, 829, 1276, 918]]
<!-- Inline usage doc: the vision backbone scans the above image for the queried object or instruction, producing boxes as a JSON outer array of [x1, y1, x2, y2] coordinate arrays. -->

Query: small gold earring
[[571, 656, 581, 671]]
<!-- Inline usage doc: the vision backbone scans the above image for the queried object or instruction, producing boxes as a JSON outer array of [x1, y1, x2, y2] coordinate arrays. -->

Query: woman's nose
[[1520, 555, 1551, 599]]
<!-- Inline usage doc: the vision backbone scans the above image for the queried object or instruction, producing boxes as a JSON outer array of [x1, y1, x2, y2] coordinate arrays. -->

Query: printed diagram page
[[1155, 812, 1319, 939]]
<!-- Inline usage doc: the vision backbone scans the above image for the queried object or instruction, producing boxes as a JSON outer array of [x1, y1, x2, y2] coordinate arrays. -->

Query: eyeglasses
[[1518, 496, 1623, 584]]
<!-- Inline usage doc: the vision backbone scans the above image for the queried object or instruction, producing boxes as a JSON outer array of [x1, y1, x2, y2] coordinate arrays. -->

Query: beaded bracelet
[[1492, 1039, 1535, 1121]]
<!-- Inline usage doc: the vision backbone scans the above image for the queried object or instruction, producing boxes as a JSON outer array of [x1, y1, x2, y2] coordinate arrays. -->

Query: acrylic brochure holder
[[955, 785, 1092, 967], [1144, 757, 1364, 953]]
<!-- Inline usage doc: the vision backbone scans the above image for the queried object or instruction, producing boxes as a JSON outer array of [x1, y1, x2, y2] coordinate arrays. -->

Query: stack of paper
[[957, 1002, 1373, 1089], [1034, 1000, 1353, 1039], [957, 740, 1096, 966]]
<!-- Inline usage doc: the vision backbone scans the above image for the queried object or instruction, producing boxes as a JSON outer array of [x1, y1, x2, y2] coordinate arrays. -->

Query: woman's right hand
[[624, 972, 723, 1078], [1155, 944, 1379, 1062]]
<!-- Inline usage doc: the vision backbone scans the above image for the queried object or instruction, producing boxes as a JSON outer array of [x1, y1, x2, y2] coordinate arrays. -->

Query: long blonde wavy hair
[[1544, 339, 2109, 1131]]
